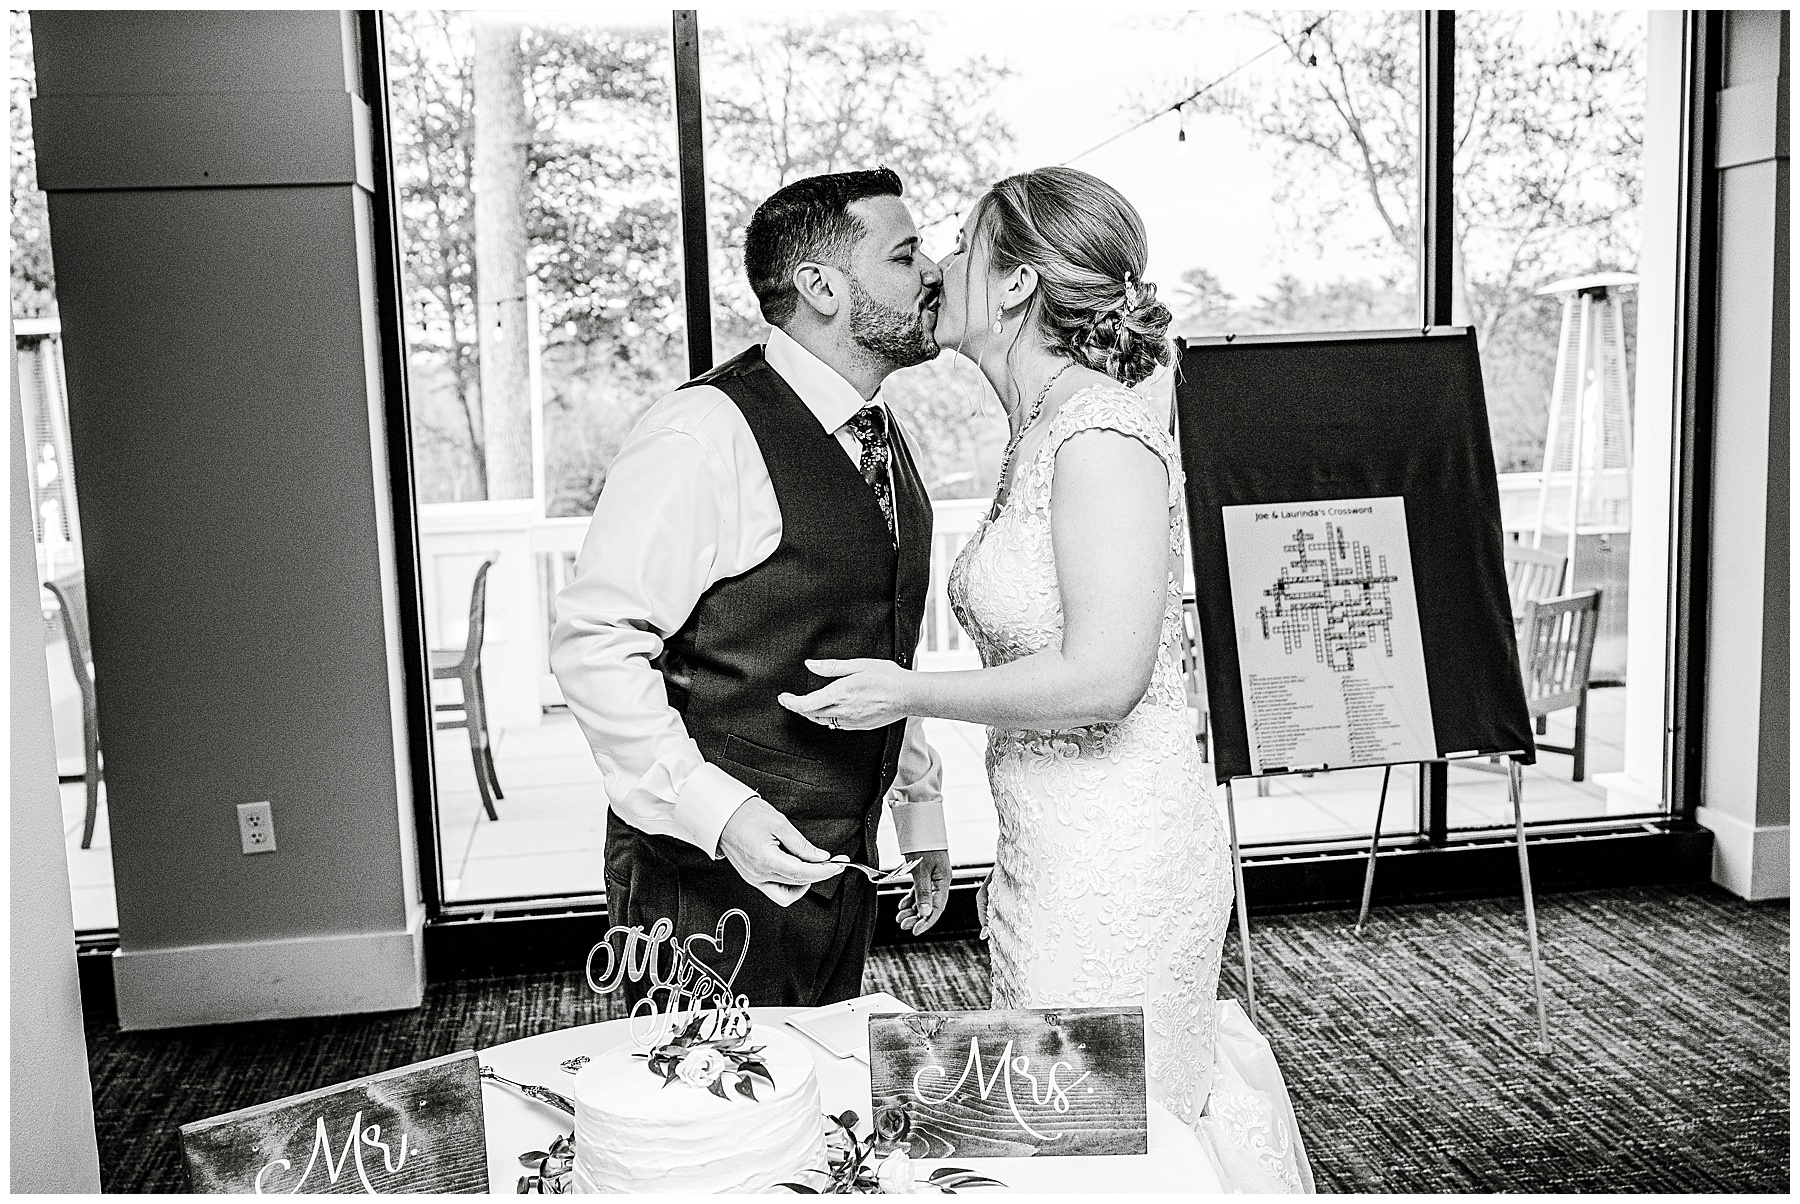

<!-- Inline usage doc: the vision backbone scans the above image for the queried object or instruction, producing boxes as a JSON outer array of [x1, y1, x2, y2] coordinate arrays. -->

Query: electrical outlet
[[237, 801, 277, 855]]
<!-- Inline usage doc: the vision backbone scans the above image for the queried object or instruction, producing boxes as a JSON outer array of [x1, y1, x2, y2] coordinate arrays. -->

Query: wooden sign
[[179, 1049, 488, 1194], [868, 1008, 1147, 1158]]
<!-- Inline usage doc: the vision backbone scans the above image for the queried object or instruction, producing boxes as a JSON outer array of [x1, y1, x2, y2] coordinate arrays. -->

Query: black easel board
[[1174, 328, 1534, 784]]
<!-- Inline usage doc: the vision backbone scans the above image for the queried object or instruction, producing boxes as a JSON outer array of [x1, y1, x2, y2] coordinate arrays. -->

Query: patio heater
[[1529, 273, 1637, 592]]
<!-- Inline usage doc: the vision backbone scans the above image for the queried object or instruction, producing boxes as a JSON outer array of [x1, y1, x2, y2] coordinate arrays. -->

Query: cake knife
[[479, 1065, 577, 1117], [832, 856, 922, 885]]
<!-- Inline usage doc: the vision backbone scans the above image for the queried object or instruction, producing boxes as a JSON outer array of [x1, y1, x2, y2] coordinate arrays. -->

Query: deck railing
[[419, 497, 994, 726], [917, 499, 986, 670], [418, 474, 1580, 728]]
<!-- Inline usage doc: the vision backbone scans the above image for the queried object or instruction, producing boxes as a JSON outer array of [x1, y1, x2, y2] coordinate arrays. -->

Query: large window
[[1162, 11, 1424, 338], [386, 12, 685, 905], [378, 10, 1668, 914], [1445, 12, 1648, 831], [700, 12, 1011, 501], [389, 12, 686, 517], [12, 15, 114, 933]]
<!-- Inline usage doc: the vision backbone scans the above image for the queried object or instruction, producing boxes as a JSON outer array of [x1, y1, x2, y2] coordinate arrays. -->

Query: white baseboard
[[113, 914, 424, 1031], [1694, 805, 1790, 901]]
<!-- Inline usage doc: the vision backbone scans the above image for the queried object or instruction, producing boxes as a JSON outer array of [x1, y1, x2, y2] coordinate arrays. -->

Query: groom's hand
[[717, 796, 846, 906], [895, 849, 952, 936]]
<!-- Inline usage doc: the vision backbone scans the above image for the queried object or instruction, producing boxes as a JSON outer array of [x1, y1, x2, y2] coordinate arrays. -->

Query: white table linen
[[478, 1007, 1224, 1195]]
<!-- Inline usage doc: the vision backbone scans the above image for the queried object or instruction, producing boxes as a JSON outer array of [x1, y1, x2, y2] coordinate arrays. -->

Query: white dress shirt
[[550, 326, 948, 860]]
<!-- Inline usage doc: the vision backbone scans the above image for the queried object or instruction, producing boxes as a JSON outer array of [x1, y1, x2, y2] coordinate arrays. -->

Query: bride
[[780, 166, 1313, 1192]]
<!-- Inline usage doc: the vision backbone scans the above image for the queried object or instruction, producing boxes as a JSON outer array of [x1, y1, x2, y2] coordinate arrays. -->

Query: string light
[[1055, 15, 1327, 168], [916, 16, 1328, 236]]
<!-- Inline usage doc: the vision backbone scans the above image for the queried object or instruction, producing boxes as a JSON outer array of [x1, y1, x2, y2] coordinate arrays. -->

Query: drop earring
[[992, 307, 1005, 335]]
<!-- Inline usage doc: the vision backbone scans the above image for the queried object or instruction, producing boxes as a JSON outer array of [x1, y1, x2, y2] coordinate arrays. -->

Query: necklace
[[990, 360, 1074, 517]]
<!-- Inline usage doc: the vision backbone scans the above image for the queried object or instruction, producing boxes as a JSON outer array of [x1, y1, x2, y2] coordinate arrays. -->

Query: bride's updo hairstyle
[[969, 166, 1173, 388]]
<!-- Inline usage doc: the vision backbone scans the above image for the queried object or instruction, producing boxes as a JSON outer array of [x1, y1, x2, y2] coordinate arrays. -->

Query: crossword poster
[[1174, 329, 1537, 783], [1222, 496, 1437, 773]]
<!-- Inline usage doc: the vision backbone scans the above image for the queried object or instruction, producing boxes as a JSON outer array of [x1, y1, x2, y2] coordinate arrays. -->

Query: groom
[[550, 168, 952, 1008]]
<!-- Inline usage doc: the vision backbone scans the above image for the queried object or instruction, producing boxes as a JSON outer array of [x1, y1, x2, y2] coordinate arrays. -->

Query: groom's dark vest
[[611, 344, 933, 899]]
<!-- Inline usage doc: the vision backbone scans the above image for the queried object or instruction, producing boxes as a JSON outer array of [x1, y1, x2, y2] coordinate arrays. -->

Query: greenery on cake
[[779, 1111, 1005, 1194], [637, 1012, 776, 1101], [516, 1133, 573, 1194], [515, 1108, 1008, 1194]]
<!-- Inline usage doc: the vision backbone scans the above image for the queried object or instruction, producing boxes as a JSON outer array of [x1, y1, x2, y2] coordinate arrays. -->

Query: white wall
[[1697, 10, 1789, 900], [10, 338, 102, 1190]]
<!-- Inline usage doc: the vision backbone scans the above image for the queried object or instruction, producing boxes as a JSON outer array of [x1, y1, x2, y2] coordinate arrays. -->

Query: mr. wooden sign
[[179, 1050, 487, 1193], [868, 1008, 1147, 1158]]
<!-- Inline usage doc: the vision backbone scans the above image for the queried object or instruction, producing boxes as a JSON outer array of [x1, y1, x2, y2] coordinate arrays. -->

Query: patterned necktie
[[844, 404, 895, 539]]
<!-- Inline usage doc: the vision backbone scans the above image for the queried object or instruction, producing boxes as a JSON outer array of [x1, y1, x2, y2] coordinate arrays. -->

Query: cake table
[[479, 1007, 1224, 1194]]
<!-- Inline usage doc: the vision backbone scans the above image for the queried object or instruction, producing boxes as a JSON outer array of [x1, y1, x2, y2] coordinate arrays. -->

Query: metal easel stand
[[1222, 780, 1257, 1028], [1351, 757, 1553, 1053], [1509, 757, 1553, 1053], [1353, 765, 1394, 935]]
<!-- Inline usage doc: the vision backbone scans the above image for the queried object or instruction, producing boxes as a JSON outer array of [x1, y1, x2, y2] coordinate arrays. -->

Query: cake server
[[479, 1065, 576, 1116], [833, 856, 922, 885]]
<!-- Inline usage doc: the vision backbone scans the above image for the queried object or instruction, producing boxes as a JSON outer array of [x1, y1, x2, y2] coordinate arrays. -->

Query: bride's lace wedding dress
[[948, 383, 1314, 1193]]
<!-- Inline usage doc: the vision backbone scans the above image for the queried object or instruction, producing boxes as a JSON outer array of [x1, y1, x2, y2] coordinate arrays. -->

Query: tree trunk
[[1451, 228, 1476, 329], [472, 20, 533, 501]]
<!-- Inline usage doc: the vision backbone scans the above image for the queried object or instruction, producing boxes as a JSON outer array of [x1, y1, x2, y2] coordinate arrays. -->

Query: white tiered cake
[[571, 1025, 826, 1194]]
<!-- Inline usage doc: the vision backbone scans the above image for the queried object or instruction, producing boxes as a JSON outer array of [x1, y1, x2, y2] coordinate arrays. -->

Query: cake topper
[[582, 908, 778, 1099], [584, 908, 754, 1048]]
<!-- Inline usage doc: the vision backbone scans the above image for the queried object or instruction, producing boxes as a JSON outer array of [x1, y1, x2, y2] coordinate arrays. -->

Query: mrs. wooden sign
[[868, 1007, 1147, 1158], [178, 1049, 487, 1193]]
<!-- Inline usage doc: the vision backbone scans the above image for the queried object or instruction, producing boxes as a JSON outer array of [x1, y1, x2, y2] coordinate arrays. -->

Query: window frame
[[356, 10, 1714, 936]]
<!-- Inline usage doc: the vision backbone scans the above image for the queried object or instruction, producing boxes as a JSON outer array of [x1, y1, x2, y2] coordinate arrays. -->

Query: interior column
[[30, 10, 426, 1027]]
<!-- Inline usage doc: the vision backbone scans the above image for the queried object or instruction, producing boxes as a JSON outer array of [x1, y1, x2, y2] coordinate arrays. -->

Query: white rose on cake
[[676, 1047, 729, 1089]]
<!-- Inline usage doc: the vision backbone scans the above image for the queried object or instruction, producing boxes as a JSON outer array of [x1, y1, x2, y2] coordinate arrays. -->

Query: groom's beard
[[848, 276, 938, 370]]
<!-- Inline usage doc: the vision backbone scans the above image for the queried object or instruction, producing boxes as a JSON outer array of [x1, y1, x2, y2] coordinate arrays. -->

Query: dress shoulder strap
[[1046, 383, 1179, 476]]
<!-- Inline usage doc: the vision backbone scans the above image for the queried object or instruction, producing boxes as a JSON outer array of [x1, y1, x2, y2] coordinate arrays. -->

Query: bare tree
[[473, 18, 534, 500], [388, 14, 685, 508], [702, 14, 1014, 357], [1193, 12, 1639, 336], [1169, 268, 1239, 330], [1194, 14, 1423, 273], [1184, 10, 1643, 469], [386, 11, 486, 499], [522, 23, 685, 381], [690, 14, 1018, 497], [10, 16, 55, 320], [384, 13, 1015, 512]]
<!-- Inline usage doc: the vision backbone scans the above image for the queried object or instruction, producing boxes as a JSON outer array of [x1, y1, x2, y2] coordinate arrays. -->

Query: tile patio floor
[[63, 688, 1636, 923]]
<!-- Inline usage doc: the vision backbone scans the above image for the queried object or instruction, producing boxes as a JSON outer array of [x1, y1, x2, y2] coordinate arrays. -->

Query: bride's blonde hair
[[968, 166, 1172, 388]]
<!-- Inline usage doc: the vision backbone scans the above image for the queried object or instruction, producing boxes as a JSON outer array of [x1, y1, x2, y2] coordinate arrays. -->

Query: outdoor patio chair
[[45, 573, 102, 849], [1516, 588, 1602, 781], [1504, 542, 1568, 625], [432, 559, 502, 821]]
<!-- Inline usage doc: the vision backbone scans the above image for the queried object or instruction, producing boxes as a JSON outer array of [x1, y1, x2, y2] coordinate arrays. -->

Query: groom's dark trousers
[[604, 345, 933, 1009]]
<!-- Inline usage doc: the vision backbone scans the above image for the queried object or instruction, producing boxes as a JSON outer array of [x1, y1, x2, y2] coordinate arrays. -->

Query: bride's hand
[[777, 658, 915, 730]]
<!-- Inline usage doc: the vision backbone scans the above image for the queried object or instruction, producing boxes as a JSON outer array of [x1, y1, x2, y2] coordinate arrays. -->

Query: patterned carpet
[[82, 884, 1787, 1193]]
